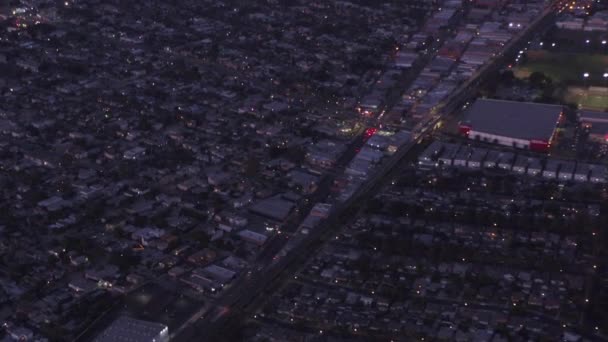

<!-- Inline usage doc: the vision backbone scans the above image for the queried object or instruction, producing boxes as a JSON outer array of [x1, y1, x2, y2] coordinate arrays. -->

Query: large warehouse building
[[94, 316, 169, 342], [459, 99, 562, 152]]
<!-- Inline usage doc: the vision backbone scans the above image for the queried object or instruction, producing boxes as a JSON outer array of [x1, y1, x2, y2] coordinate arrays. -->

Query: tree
[[529, 71, 550, 88], [499, 70, 515, 86]]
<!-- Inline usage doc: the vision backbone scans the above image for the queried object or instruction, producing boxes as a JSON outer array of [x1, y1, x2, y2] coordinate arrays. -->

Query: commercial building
[[579, 109, 608, 143], [460, 99, 562, 152], [94, 316, 169, 342], [249, 195, 295, 221]]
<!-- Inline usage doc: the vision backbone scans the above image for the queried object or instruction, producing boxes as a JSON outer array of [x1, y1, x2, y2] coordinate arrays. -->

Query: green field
[[514, 51, 608, 85], [564, 86, 608, 110]]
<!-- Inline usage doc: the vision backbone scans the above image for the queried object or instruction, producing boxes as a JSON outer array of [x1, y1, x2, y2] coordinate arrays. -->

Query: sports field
[[514, 51, 608, 85], [564, 86, 608, 110]]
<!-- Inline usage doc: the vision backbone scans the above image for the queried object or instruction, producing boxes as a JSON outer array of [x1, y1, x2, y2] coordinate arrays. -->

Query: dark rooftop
[[93, 316, 168, 342], [463, 99, 562, 141], [579, 109, 608, 121]]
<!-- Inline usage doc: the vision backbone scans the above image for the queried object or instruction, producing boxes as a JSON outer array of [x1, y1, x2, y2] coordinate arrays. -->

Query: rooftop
[[463, 99, 562, 141], [93, 316, 168, 342], [580, 109, 608, 122]]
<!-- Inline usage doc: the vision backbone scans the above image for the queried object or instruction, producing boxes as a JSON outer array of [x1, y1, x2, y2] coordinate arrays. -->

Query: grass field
[[514, 50, 608, 85], [563, 86, 608, 110]]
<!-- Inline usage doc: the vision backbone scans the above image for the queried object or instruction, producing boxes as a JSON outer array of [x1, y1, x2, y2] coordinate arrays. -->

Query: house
[[468, 147, 487, 168], [68, 277, 97, 293], [483, 150, 500, 168], [238, 229, 268, 246], [589, 164, 607, 183], [366, 134, 390, 150], [497, 152, 515, 171], [453, 147, 470, 167], [187, 249, 217, 266], [202, 264, 236, 284], [165, 265, 185, 278], [6, 326, 34, 342], [70, 255, 89, 267], [38, 196, 65, 211], [512, 155, 528, 174], [543, 159, 559, 179], [394, 50, 418, 68], [131, 228, 165, 246], [181, 272, 214, 292], [418, 141, 443, 168], [123, 146, 146, 160], [558, 161, 575, 181], [438, 143, 461, 167], [527, 158, 542, 176], [288, 170, 319, 194], [573, 163, 590, 182]]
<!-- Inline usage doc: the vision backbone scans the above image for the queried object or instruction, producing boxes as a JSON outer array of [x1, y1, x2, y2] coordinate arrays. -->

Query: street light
[[583, 73, 590, 78]]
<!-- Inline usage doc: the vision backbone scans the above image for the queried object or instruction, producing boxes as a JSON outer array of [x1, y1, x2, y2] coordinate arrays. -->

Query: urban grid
[[0, 0, 608, 341]]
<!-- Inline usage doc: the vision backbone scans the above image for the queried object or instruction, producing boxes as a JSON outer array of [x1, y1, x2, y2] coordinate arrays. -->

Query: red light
[[459, 125, 471, 136], [362, 128, 377, 142]]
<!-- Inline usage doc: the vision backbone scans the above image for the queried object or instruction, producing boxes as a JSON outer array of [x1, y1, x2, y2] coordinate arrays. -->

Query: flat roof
[[580, 110, 608, 120], [440, 143, 461, 158], [545, 159, 560, 170], [470, 147, 488, 160], [249, 195, 294, 221], [560, 160, 576, 172], [587, 122, 608, 136], [94, 317, 168, 342], [497, 151, 515, 163], [575, 163, 591, 174], [463, 99, 562, 141]]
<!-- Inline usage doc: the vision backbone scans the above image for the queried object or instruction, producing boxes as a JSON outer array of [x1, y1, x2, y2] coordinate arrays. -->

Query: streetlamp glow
[[583, 73, 589, 78]]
